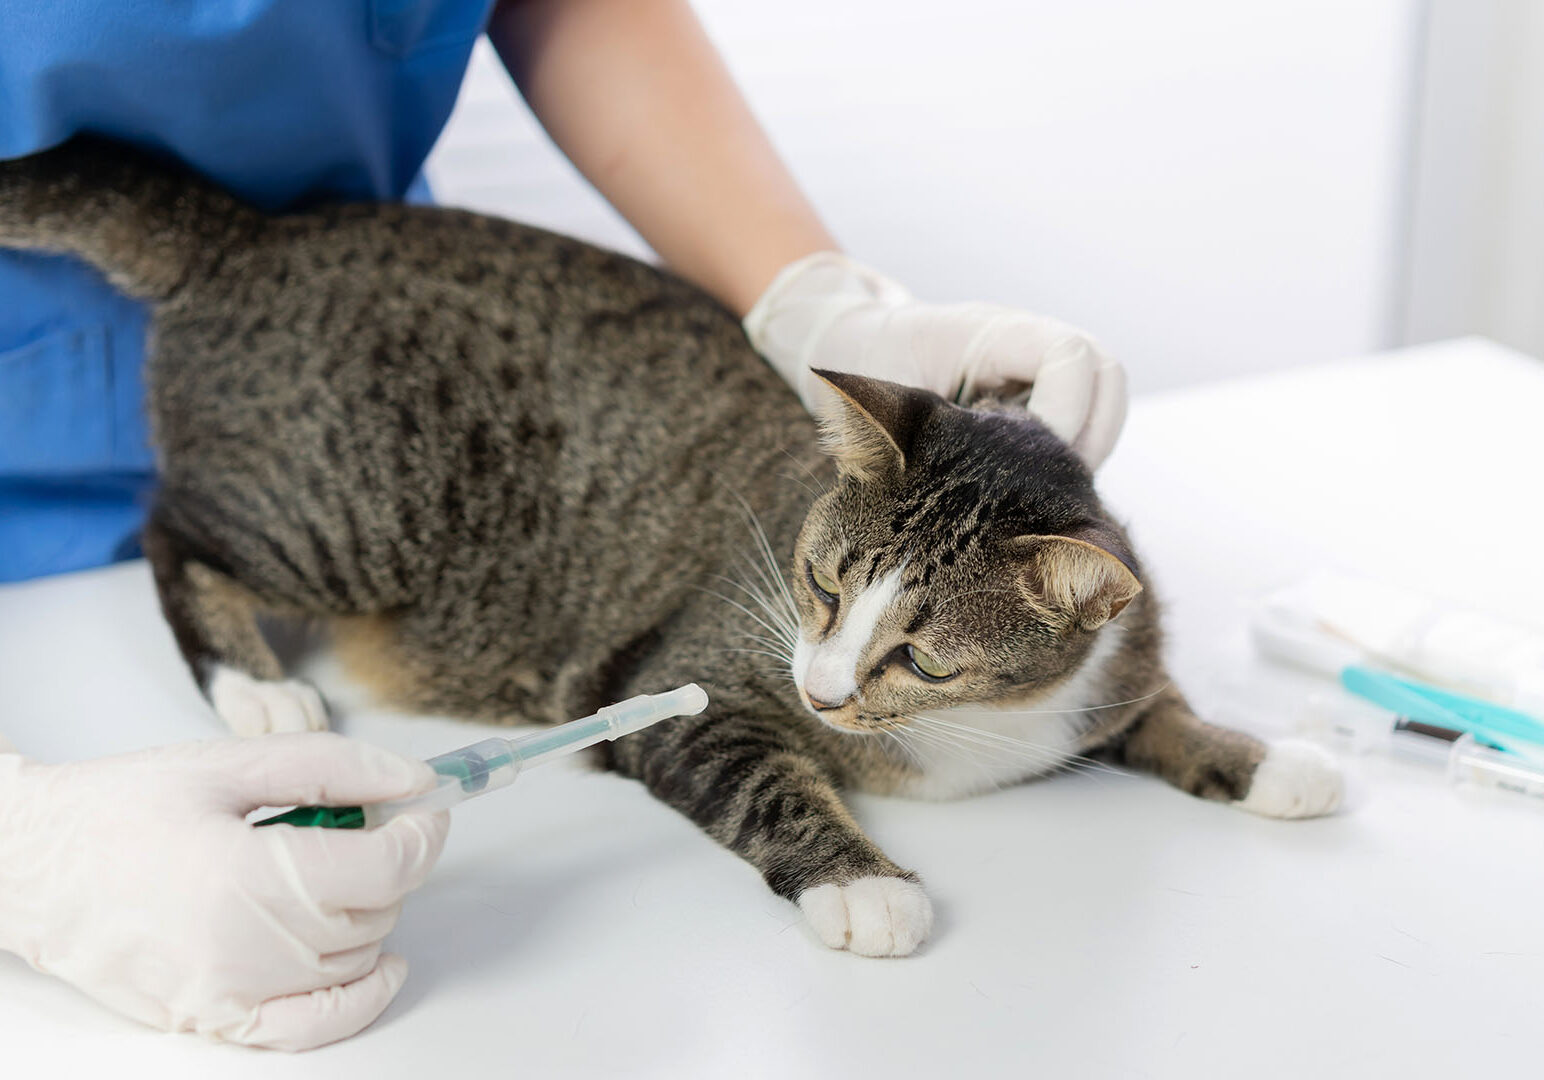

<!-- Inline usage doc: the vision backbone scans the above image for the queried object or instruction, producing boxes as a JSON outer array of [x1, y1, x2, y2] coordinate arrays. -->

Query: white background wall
[[1402, 0, 1544, 360], [427, 1, 1440, 393]]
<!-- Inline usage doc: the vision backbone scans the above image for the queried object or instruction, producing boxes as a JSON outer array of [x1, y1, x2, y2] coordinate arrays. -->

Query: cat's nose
[[806, 693, 851, 711]]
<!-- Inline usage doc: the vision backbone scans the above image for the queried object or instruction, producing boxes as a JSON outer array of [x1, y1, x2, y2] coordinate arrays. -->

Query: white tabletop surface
[[3, 337, 1542, 1078]]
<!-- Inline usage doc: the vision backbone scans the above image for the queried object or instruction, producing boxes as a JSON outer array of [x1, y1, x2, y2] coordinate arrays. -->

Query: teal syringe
[[256, 683, 708, 830]]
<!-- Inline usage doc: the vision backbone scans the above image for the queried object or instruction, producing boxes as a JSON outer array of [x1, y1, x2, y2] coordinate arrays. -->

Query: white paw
[[797, 876, 933, 957], [208, 666, 329, 736], [1236, 739, 1343, 819]]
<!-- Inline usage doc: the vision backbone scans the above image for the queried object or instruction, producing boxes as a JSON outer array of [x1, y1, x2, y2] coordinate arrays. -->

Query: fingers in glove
[[281, 902, 403, 958], [226, 953, 410, 1052], [247, 906, 406, 1002], [313, 941, 385, 987], [1071, 359, 1128, 469], [260, 810, 449, 914], [213, 733, 438, 815], [955, 310, 1082, 395], [1024, 336, 1100, 448]]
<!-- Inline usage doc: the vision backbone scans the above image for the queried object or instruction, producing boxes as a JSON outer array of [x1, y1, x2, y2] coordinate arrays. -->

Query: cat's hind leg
[[1113, 686, 1343, 818], [142, 516, 328, 735]]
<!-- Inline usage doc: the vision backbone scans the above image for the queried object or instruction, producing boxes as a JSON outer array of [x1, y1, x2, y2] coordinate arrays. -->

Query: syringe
[[255, 683, 709, 830], [1303, 689, 1544, 807]]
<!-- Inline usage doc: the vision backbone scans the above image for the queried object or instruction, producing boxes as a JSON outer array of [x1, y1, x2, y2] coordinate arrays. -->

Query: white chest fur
[[897, 626, 1122, 800]]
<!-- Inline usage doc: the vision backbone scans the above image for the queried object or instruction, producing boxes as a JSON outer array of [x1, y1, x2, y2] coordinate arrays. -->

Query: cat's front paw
[[797, 876, 933, 957], [208, 666, 330, 736], [1236, 739, 1343, 819]]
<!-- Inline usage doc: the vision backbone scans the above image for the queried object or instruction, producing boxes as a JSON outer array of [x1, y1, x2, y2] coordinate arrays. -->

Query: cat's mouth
[[793, 654, 891, 734], [819, 713, 875, 734], [799, 696, 898, 736]]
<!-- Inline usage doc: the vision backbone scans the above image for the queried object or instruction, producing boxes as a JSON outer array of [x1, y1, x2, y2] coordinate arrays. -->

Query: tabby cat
[[0, 140, 1341, 956]]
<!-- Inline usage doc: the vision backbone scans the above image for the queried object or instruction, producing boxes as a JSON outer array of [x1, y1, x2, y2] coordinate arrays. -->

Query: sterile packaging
[[1251, 572, 1544, 716]]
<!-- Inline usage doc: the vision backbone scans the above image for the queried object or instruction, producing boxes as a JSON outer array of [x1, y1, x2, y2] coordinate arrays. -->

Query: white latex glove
[[744, 252, 1128, 468], [0, 733, 448, 1051]]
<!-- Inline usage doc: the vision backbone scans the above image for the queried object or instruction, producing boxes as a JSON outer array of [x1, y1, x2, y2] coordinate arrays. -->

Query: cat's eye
[[807, 563, 840, 603], [906, 645, 956, 682]]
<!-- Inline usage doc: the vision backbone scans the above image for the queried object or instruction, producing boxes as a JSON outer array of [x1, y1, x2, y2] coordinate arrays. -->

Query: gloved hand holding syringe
[[257, 683, 709, 829]]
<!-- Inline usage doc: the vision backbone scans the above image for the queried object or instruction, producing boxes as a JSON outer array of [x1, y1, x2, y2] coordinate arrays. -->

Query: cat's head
[[789, 370, 1141, 732]]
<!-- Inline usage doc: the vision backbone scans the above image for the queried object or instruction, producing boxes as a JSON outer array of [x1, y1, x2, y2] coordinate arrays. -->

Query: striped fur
[[0, 140, 1338, 956]]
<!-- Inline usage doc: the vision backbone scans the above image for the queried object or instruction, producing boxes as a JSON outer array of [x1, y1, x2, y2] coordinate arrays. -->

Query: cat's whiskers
[[969, 682, 1172, 719], [720, 646, 796, 664], [694, 586, 798, 654], [708, 572, 798, 650], [694, 483, 809, 678], [904, 715, 1069, 766], [902, 713, 1128, 780], [732, 630, 795, 655], [735, 505, 801, 633], [879, 728, 927, 770], [778, 446, 829, 498], [730, 561, 800, 642], [777, 470, 823, 501], [902, 732, 1104, 788], [887, 718, 971, 763], [730, 662, 801, 685], [889, 722, 1008, 789], [728, 548, 785, 612]]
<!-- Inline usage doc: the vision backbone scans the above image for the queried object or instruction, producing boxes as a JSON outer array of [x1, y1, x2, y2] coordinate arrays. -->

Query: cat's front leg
[[1113, 685, 1343, 818], [617, 717, 933, 956]]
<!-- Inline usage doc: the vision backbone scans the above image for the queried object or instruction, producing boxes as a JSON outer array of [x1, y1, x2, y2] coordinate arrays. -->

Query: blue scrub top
[[0, 0, 496, 582]]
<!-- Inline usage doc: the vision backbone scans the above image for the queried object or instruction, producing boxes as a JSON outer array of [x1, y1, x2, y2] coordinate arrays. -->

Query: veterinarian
[[0, 0, 1127, 1050]]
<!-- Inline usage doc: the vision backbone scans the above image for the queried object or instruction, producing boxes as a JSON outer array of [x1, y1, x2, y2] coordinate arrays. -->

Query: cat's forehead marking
[[837, 548, 859, 581], [861, 549, 885, 587], [865, 475, 1004, 592]]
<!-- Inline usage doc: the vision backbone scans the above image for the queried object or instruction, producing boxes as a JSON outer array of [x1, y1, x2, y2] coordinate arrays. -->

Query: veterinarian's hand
[[744, 252, 1128, 468], [0, 734, 448, 1051]]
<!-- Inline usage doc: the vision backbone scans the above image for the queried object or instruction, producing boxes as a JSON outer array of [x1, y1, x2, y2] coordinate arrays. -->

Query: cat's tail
[[0, 136, 259, 302]]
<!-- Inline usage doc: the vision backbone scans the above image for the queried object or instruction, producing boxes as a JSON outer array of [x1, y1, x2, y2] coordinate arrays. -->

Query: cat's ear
[[810, 369, 938, 482], [1009, 532, 1142, 630]]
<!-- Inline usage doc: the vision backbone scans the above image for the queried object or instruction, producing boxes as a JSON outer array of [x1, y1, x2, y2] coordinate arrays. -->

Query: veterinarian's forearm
[[490, 0, 837, 316]]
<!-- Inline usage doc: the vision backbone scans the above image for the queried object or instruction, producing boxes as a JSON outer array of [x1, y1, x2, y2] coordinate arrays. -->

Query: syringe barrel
[[362, 737, 520, 827], [599, 683, 709, 736], [1447, 735, 1544, 804], [358, 685, 708, 826], [507, 683, 709, 771]]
